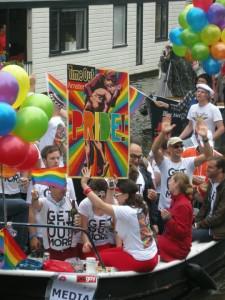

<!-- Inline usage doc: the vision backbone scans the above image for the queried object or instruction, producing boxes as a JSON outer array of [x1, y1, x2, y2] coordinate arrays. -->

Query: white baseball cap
[[167, 137, 183, 148]]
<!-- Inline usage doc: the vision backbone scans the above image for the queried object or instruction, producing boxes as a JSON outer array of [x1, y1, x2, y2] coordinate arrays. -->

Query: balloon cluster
[[0, 65, 53, 176], [169, 0, 225, 75]]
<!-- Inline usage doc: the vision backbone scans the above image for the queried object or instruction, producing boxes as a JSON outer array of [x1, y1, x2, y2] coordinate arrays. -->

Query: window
[[50, 8, 88, 55], [155, 0, 168, 42], [136, 3, 143, 65], [113, 5, 127, 47]]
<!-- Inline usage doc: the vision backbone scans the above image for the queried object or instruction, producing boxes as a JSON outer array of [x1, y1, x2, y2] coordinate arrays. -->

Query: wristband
[[83, 187, 93, 196]]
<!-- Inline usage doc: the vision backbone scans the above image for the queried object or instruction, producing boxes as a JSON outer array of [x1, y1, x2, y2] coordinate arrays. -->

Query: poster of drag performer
[[67, 64, 129, 178]]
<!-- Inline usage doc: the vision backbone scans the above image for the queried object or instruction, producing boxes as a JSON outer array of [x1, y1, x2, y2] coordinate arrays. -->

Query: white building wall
[[31, 1, 185, 92]]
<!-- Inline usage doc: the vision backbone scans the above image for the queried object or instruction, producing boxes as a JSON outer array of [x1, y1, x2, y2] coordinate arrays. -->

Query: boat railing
[[0, 221, 105, 269]]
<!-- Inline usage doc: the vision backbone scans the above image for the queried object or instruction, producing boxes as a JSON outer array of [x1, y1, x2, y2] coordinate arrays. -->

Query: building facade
[[0, 0, 185, 91]]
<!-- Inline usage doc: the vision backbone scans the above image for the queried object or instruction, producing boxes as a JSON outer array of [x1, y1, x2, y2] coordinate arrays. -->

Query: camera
[[108, 179, 116, 189]]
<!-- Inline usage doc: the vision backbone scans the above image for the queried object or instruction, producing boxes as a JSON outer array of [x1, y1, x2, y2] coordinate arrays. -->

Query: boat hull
[[1, 240, 225, 300]]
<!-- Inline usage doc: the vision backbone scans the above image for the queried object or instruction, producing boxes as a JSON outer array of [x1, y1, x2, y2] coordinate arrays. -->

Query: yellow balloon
[[3, 65, 30, 109]]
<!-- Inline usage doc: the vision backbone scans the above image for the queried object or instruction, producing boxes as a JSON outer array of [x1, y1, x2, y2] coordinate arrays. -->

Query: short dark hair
[[41, 145, 61, 160], [88, 179, 108, 193], [214, 157, 225, 173]]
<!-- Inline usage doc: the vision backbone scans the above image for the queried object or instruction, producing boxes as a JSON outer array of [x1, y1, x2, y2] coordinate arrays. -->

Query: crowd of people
[[1, 65, 225, 274]]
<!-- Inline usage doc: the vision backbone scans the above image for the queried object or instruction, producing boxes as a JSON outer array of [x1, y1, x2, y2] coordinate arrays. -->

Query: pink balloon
[[0, 135, 29, 166], [193, 0, 213, 12], [15, 143, 39, 171]]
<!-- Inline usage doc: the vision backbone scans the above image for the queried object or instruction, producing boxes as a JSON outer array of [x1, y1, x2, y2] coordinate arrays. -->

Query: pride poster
[[67, 64, 129, 178]]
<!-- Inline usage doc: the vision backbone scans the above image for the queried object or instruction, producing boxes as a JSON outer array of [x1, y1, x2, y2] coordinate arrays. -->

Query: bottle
[[86, 257, 97, 274], [70, 200, 78, 226]]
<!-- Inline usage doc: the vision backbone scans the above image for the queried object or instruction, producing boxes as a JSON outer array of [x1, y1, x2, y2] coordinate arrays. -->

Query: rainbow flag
[[0, 228, 26, 269], [32, 167, 67, 190], [46, 73, 67, 107], [130, 86, 146, 115]]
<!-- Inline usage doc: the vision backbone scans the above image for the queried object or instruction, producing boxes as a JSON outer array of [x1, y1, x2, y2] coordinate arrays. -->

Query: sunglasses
[[130, 153, 143, 160], [172, 143, 184, 149]]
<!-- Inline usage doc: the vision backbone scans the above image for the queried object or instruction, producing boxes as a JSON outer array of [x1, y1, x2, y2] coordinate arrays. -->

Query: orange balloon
[[211, 42, 225, 60], [1, 164, 17, 178], [185, 49, 194, 62]]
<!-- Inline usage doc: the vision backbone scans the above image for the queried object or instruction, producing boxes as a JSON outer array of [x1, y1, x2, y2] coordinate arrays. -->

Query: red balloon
[[15, 143, 40, 171], [193, 0, 213, 12], [0, 135, 29, 166]]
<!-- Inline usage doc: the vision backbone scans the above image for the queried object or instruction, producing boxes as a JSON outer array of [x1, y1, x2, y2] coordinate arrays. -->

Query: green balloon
[[191, 43, 209, 61], [21, 93, 54, 120], [200, 24, 221, 46], [178, 5, 193, 29], [13, 107, 49, 142], [172, 44, 187, 57], [216, 0, 225, 7], [180, 28, 200, 47]]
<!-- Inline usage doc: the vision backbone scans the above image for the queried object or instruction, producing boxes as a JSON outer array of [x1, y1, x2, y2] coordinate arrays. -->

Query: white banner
[[46, 273, 98, 300]]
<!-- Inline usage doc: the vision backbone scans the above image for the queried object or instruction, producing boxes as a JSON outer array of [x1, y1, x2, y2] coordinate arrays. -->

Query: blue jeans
[[192, 228, 213, 243], [0, 198, 29, 251]]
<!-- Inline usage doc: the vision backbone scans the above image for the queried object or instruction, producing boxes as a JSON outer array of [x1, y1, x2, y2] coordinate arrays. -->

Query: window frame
[[49, 7, 89, 56], [113, 4, 127, 48], [155, 0, 168, 42]]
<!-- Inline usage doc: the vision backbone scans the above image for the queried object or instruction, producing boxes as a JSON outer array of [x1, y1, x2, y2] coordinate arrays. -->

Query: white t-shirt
[[27, 178, 76, 237], [38, 194, 80, 251], [0, 173, 21, 194], [158, 157, 195, 209], [78, 197, 115, 246], [39, 116, 66, 152], [187, 103, 223, 141], [113, 205, 157, 261]]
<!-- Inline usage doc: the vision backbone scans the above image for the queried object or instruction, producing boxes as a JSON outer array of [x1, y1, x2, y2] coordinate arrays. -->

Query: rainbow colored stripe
[[46, 73, 67, 105], [32, 167, 67, 190], [130, 86, 146, 115], [0, 228, 26, 269], [68, 69, 129, 178]]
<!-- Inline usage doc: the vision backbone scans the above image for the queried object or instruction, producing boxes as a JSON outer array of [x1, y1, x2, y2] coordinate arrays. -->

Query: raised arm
[[81, 168, 115, 218]]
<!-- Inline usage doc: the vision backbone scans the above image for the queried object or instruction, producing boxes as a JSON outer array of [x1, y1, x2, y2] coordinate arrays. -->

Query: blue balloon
[[0, 103, 17, 136], [187, 7, 208, 32], [169, 27, 183, 45], [202, 56, 221, 75]]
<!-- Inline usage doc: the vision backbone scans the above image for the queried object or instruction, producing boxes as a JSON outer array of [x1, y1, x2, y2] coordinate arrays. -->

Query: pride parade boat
[[0, 222, 225, 300]]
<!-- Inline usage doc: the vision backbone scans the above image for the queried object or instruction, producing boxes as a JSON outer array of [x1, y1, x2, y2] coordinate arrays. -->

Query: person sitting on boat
[[193, 157, 225, 242], [129, 138, 159, 234], [81, 168, 158, 272], [151, 117, 212, 213], [0, 171, 29, 252], [31, 182, 80, 261], [179, 83, 224, 148], [157, 172, 193, 262], [154, 73, 213, 131], [78, 178, 119, 259], [27, 145, 77, 254]]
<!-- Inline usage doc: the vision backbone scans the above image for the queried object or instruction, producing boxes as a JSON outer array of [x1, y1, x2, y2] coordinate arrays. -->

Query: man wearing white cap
[[151, 117, 212, 210], [179, 83, 224, 147]]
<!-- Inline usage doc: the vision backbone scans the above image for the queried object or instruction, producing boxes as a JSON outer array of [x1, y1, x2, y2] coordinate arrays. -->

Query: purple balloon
[[207, 3, 225, 27], [0, 71, 19, 105]]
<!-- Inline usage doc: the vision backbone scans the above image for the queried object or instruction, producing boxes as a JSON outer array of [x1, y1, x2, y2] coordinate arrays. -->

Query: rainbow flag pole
[[31, 167, 67, 190], [0, 228, 26, 269], [130, 86, 150, 115], [46, 73, 67, 107]]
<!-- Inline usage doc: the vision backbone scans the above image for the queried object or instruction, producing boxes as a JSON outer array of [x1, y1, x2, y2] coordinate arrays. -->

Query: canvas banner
[[67, 64, 129, 178]]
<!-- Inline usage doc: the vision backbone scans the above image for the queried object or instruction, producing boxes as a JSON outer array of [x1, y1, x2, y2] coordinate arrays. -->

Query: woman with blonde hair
[[157, 172, 193, 262]]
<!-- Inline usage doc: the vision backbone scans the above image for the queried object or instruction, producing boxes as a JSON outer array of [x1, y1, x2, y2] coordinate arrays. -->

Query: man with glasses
[[129, 140, 159, 232], [151, 118, 212, 210]]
